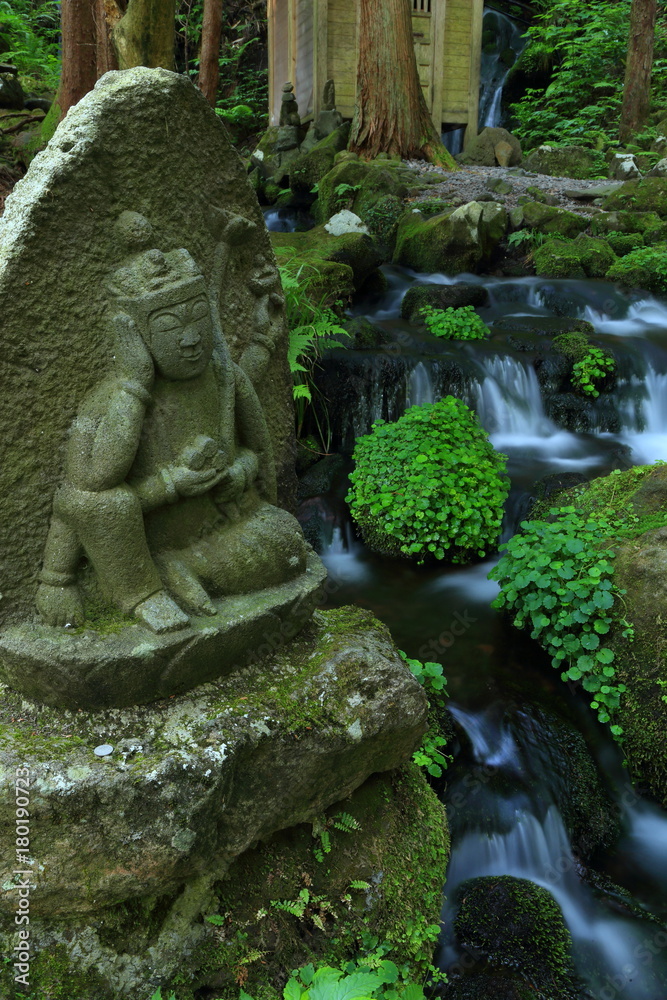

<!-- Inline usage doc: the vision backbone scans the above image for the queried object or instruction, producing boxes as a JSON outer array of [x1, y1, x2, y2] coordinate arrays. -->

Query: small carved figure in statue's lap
[[35, 211, 307, 634]]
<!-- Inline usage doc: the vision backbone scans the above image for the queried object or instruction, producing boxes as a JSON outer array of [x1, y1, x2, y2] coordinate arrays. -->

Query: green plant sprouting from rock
[[490, 505, 633, 737], [572, 346, 616, 397], [418, 304, 490, 341], [347, 398, 509, 564], [399, 652, 450, 778]]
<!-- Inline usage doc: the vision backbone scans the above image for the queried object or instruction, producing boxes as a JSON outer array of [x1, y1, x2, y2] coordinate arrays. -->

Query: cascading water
[[478, 7, 527, 129], [309, 264, 667, 996], [441, 706, 667, 998]]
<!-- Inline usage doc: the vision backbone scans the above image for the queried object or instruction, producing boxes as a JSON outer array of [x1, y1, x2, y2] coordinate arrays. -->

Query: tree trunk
[[349, 0, 455, 167], [112, 0, 177, 70], [59, 0, 98, 116], [94, 0, 125, 77], [198, 0, 224, 106], [619, 0, 657, 143]]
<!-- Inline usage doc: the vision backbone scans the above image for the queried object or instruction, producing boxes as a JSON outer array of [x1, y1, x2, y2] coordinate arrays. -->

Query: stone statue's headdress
[[107, 211, 207, 324]]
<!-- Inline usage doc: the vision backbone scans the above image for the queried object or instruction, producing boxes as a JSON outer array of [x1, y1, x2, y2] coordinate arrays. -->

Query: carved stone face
[[147, 293, 213, 380]]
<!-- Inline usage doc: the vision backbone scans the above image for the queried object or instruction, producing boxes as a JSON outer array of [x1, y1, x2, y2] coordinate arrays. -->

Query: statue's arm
[[66, 380, 149, 491]]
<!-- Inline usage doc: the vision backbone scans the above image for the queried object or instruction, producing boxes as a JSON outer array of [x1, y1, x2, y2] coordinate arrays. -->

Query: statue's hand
[[212, 460, 246, 503], [113, 312, 154, 390], [170, 465, 225, 498]]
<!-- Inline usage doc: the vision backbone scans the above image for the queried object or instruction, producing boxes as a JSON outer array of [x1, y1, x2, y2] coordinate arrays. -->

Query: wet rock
[[564, 182, 624, 200], [401, 282, 489, 322], [297, 453, 346, 502], [454, 876, 577, 994], [534, 235, 616, 279]]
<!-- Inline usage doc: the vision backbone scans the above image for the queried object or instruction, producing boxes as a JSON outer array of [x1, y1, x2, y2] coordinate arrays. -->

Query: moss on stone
[[392, 202, 507, 274], [0, 943, 113, 1000], [535, 234, 616, 279], [520, 201, 588, 238], [454, 876, 576, 993], [523, 145, 602, 180], [591, 210, 662, 236], [289, 124, 351, 197], [196, 763, 450, 999], [605, 231, 643, 256], [606, 243, 667, 295], [602, 177, 667, 216], [271, 224, 382, 295]]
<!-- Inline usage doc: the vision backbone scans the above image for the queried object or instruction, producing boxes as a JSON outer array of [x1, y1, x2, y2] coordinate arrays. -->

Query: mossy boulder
[[454, 876, 576, 994], [537, 465, 667, 805], [606, 243, 667, 295], [520, 201, 589, 238], [523, 144, 601, 180], [533, 235, 616, 279], [288, 123, 351, 196], [271, 224, 383, 295], [313, 158, 415, 225], [591, 210, 662, 235], [209, 764, 450, 997], [602, 176, 667, 217], [393, 201, 507, 273], [362, 193, 405, 254], [401, 282, 489, 323], [605, 231, 643, 256], [457, 126, 522, 167], [643, 221, 667, 244], [0, 607, 430, 998]]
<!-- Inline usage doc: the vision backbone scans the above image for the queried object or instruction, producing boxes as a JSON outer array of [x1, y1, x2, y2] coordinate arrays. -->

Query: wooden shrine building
[[267, 0, 485, 146]]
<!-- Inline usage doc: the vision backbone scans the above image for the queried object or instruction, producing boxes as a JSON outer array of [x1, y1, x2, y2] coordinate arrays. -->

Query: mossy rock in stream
[[393, 201, 507, 273], [454, 876, 577, 996], [606, 243, 667, 295], [533, 235, 616, 279], [289, 123, 351, 196], [519, 201, 589, 238], [271, 223, 383, 299], [401, 282, 490, 322], [536, 465, 667, 805]]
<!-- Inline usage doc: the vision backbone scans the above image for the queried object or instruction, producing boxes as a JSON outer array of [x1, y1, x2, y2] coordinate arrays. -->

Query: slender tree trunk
[[198, 0, 223, 106], [59, 0, 98, 116], [349, 0, 455, 167], [619, 0, 657, 143], [112, 0, 177, 70], [94, 0, 125, 77]]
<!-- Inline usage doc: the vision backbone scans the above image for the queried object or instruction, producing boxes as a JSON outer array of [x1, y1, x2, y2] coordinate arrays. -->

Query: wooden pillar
[[313, 0, 329, 117], [268, 0, 276, 124], [464, 0, 483, 148], [432, 0, 447, 132], [289, 0, 297, 95]]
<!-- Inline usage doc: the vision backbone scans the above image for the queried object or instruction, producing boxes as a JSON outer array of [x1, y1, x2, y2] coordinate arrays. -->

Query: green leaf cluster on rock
[[418, 304, 490, 341], [491, 505, 632, 735], [607, 242, 667, 293], [347, 399, 509, 564]]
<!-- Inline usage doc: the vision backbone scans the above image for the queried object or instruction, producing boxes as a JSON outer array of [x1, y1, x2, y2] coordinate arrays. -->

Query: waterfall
[[440, 704, 667, 998], [478, 8, 527, 129], [470, 356, 551, 437], [619, 363, 667, 463], [407, 362, 434, 408]]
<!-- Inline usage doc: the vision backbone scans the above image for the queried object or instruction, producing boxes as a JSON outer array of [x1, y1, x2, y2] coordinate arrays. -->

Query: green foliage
[[510, 0, 667, 148], [490, 505, 634, 737], [399, 652, 450, 777], [0, 0, 60, 91], [242, 957, 429, 1000], [279, 253, 350, 435], [571, 346, 615, 397], [605, 230, 644, 257], [347, 398, 509, 564], [607, 242, 667, 294], [418, 305, 491, 341], [507, 228, 548, 249], [176, 0, 267, 150], [311, 811, 361, 862]]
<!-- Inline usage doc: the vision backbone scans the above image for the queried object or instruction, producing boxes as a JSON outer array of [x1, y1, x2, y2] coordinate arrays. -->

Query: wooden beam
[[465, 0, 483, 148], [289, 0, 297, 93], [268, 0, 276, 124], [432, 0, 447, 129], [313, 0, 329, 117]]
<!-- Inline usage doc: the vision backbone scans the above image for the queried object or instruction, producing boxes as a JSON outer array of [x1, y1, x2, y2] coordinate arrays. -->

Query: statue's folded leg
[[54, 484, 190, 633]]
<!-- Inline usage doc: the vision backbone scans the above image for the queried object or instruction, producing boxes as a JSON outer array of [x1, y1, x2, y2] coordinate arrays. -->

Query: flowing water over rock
[[479, 7, 527, 130], [309, 263, 667, 997]]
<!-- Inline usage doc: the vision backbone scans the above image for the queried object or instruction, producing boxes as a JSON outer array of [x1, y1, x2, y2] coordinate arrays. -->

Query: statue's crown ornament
[[107, 211, 207, 321]]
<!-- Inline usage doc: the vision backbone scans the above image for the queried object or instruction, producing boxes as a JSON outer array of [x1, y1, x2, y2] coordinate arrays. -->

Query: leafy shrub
[[572, 347, 615, 397], [607, 243, 667, 294], [490, 505, 633, 736], [510, 0, 667, 148], [246, 960, 429, 1000], [0, 0, 60, 91], [419, 304, 491, 341], [347, 398, 509, 564]]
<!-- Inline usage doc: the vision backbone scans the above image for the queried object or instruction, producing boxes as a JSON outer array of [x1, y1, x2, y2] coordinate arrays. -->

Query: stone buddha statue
[[35, 211, 308, 634]]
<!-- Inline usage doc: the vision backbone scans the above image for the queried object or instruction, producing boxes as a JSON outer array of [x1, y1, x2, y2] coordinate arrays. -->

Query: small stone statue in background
[[279, 81, 301, 127], [35, 210, 308, 634]]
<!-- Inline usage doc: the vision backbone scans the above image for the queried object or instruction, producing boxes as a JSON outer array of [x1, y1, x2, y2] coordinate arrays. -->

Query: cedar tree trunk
[[198, 0, 224, 106], [349, 0, 455, 167], [59, 0, 98, 116], [112, 0, 177, 69], [620, 0, 658, 143], [95, 0, 124, 77]]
